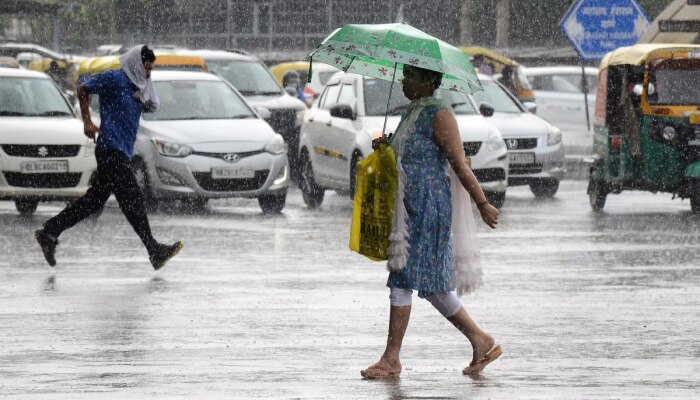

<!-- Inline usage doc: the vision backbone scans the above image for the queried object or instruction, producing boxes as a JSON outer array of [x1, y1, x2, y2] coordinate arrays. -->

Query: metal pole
[[382, 63, 399, 138], [581, 59, 591, 131]]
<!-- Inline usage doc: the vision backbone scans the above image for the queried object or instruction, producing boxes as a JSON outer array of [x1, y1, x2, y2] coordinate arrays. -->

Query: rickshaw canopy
[[459, 46, 518, 67], [598, 44, 700, 73], [269, 61, 311, 84]]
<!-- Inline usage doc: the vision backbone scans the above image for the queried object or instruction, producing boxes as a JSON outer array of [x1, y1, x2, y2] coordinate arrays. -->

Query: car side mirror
[[330, 103, 356, 120], [255, 106, 272, 120], [523, 101, 537, 114], [479, 102, 495, 117]]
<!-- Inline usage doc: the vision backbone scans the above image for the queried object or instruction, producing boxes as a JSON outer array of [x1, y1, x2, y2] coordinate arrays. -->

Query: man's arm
[[78, 85, 99, 141]]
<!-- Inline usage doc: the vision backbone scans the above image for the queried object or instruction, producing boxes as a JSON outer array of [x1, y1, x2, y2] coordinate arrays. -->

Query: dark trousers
[[44, 148, 158, 252]]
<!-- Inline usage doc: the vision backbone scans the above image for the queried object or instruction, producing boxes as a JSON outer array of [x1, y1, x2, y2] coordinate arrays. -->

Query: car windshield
[[143, 80, 256, 121], [363, 79, 477, 116], [471, 81, 522, 113], [207, 60, 282, 96], [648, 60, 700, 105], [0, 77, 72, 117], [318, 71, 336, 86]]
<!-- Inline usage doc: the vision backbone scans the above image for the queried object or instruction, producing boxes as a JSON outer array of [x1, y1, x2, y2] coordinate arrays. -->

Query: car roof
[[0, 67, 49, 79], [525, 66, 598, 75], [150, 70, 221, 82], [176, 49, 257, 62]]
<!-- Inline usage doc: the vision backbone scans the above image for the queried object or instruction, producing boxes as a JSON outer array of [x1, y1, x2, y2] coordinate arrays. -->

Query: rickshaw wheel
[[691, 197, 700, 215], [588, 178, 607, 213]]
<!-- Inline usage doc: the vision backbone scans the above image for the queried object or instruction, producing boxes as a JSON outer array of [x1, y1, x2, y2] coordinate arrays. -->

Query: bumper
[[470, 146, 508, 194], [0, 153, 97, 201], [147, 152, 289, 199], [508, 143, 565, 186]]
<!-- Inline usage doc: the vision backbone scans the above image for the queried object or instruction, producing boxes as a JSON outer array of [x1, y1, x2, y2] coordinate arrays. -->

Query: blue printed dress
[[387, 103, 454, 297]]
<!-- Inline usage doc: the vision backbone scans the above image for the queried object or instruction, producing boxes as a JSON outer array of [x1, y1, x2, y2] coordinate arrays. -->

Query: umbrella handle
[[382, 62, 398, 139]]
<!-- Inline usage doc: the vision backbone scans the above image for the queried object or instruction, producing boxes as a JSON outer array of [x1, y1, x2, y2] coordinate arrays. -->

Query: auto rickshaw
[[587, 44, 700, 214], [460, 46, 535, 103]]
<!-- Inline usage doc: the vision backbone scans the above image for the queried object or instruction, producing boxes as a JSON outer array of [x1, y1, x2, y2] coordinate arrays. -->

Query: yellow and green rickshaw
[[587, 44, 700, 213], [460, 46, 535, 103]]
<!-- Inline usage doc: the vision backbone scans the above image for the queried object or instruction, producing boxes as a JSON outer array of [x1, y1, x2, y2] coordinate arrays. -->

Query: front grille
[[505, 138, 537, 150], [1, 144, 81, 157], [509, 164, 543, 175], [193, 170, 269, 192], [191, 149, 264, 160], [3, 172, 82, 188], [463, 142, 482, 157], [473, 168, 506, 182], [266, 109, 297, 136]]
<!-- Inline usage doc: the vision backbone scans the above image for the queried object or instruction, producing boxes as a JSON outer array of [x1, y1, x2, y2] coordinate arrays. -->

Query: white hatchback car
[[525, 66, 598, 159], [0, 67, 96, 215], [472, 74, 565, 198], [88, 71, 289, 214], [298, 72, 508, 208]]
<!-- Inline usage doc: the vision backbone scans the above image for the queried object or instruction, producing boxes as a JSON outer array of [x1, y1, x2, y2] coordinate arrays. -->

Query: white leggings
[[389, 287, 462, 318]]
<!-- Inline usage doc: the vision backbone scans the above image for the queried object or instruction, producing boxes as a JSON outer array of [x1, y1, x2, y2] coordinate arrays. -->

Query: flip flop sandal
[[463, 344, 502, 376], [360, 364, 401, 379]]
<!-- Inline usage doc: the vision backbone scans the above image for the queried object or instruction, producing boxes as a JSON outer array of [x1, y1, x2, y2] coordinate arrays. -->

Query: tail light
[[609, 135, 622, 149]]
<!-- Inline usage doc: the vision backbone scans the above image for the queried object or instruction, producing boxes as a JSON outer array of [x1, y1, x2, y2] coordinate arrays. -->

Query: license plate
[[690, 113, 700, 125], [20, 160, 68, 173], [465, 157, 471, 168], [211, 167, 255, 179], [508, 152, 535, 164]]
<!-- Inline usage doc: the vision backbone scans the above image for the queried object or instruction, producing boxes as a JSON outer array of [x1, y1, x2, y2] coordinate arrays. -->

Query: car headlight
[[152, 138, 193, 157], [264, 134, 287, 155], [547, 127, 562, 146], [484, 125, 506, 153]]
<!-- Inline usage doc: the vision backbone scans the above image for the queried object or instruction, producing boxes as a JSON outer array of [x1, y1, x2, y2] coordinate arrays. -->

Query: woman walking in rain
[[361, 64, 501, 379], [34, 45, 183, 270]]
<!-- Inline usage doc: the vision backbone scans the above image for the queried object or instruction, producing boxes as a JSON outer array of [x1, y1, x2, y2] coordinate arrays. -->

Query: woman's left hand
[[478, 203, 499, 229]]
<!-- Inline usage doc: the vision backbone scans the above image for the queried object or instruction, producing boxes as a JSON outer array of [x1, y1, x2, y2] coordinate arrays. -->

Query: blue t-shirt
[[84, 69, 144, 158]]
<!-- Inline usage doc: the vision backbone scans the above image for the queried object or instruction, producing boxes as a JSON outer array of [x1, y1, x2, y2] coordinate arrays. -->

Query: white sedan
[[298, 72, 508, 208], [0, 67, 96, 215], [525, 66, 598, 159]]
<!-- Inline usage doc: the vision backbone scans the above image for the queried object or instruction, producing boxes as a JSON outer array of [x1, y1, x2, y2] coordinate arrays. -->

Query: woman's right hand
[[84, 120, 99, 142], [478, 202, 499, 229], [372, 136, 387, 150]]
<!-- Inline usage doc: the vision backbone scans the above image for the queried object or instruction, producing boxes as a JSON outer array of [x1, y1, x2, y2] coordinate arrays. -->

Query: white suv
[[298, 72, 508, 208], [0, 68, 96, 215]]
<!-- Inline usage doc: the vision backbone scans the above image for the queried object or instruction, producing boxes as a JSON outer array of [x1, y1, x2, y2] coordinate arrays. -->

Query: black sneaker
[[149, 241, 184, 271], [35, 229, 58, 267]]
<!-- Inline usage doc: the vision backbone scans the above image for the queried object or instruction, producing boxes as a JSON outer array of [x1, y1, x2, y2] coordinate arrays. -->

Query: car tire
[[691, 196, 700, 215], [131, 158, 157, 210], [530, 179, 559, 199], [15, 199, 38, 216], [258, 192, 286, 214], [484, 191, 506, 209], [299, 149, 324, 209], [588, 177, 607, 213]]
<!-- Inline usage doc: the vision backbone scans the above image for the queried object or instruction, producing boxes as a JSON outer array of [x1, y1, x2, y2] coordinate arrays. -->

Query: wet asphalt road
[[1, 181, 699, 399]]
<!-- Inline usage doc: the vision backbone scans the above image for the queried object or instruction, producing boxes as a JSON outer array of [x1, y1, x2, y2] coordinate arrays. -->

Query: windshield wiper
[[0, 111, 26, 116], [451, 102, 468, 108], [239, 90, 280, 96], [34, 111, 72, 116], [229, 114, 254, 119]]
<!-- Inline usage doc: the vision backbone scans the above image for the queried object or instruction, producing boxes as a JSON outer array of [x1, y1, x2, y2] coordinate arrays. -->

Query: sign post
[[560, 0, 651, 130]]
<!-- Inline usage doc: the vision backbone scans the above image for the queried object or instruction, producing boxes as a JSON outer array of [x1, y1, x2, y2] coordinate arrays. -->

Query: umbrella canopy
[[308, 22, 481, 94]]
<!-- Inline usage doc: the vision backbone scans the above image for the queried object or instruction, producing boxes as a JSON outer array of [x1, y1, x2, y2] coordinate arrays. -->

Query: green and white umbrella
[[308, 22, 482, 94]]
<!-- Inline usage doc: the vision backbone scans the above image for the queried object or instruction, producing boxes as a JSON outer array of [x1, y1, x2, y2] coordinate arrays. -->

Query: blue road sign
[[560, 0, 651, 61]]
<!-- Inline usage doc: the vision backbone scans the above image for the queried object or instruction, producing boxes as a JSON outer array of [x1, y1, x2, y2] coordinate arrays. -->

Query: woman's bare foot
[[360, 357, 401, 379], [463, 335, 501, 375]]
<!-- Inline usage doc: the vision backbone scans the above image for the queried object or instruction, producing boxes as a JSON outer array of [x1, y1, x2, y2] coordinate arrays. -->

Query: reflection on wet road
[[1, 182, 698, 398]]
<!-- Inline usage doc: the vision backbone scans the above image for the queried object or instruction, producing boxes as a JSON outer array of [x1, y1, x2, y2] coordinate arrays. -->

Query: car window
[[321, 84, 341, 109], [551, 76, 581, 93], [529, 75, 554, 91], [318, 71, 336, 86], [206, 60, 282, 96], [336, 84, 356, 111], [471, 81, 522, 113], [363, 79, 410, 116], [143, 80, 256, 121], [0, 77, 72, 117]]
